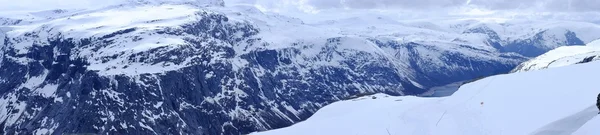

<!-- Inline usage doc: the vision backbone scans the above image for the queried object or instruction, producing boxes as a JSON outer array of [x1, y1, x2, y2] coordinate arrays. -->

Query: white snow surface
[[573, 112, 600, 135], [512, 39, 600, 72], [253, 61, 600, 135]]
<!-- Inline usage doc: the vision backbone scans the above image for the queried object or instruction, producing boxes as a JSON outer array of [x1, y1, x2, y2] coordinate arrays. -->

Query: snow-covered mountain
[[512, 39, 600, 72], [1, 1, 600, 134], [252, 60, 600, 135]]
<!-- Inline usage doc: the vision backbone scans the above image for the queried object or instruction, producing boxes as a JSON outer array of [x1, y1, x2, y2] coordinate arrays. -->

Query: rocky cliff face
[[0, 3, 597, 135]]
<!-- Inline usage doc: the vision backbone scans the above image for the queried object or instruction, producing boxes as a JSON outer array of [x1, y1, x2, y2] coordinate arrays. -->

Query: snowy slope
[[573, 113, 600, 135], [531, 105, 598, 135], [512, 39, 600, 72], [253, 61, 600, 135]]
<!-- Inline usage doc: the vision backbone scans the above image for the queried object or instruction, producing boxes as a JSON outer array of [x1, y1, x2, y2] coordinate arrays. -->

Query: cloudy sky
[[1, 0, 598, 12], [0, 0, 118, 11], [237, 0, 600, 13], [1, 0, 599, 18]]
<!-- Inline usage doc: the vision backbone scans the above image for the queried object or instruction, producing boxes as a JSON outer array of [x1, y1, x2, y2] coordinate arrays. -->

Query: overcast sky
[[2, 0, 599, 12], [236, 0, 600, 13], [0, 0, 119, 11], [1, 0, 599, 15]]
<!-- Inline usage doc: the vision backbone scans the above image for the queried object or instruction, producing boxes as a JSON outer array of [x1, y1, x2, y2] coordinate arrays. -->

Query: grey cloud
[[307, 0, 466, 9], [0, 0, 124, 11], [304, 0, 343, 9], [549, 0, 600, 12], [1, 0, 223, 11], [468, 0, 600, 12], [3, 0, 598, 13], [296, 0, 600, 12]]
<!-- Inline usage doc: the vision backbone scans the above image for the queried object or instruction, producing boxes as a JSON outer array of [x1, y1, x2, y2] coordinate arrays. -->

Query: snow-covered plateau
[[1, 0, 600, 134]]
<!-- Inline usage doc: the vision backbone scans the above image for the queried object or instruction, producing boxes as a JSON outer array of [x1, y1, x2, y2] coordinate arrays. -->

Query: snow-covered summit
[[512, 39, 600, 72]]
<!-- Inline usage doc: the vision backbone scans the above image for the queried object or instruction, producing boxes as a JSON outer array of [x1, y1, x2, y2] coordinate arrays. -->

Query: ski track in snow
[[531, 105, 598, 135]]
